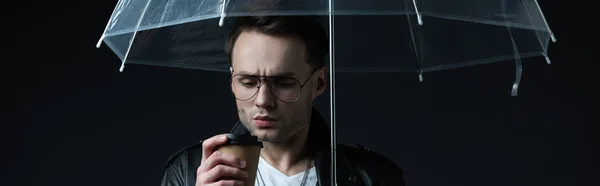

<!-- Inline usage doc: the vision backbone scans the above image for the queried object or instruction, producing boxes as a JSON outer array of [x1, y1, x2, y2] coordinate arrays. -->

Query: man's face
[[230, 31, 326, 142]]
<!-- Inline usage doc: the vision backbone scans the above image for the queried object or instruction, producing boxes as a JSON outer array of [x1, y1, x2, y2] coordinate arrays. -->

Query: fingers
[[201, 134, 229, 162], [200, 164, 249, 184], [200, 151, 247, 172], [197, 134, 248, 186]]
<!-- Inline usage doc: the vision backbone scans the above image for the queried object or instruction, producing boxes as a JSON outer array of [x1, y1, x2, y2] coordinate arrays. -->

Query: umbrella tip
[[218, 0, 227, 27], [544, 55, 551, 64], [418, 74, 423, 82], [96, 35, 105, 48], [417, 15, 423, 26], [219, 18, 225, 27], [550, 34, 557, 43], [218, 11, 227, 27], [119, 64, 125, 72], [511, 83, 519, 96]]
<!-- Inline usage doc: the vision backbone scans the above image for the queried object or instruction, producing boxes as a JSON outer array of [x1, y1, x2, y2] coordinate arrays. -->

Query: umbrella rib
[[218, 0, 228, 27], [120, 0, 153, 72], [95, 0, 125, 48], [518, 0, 552, 65], [533, 0, 556, 42], [404, 0, 423, 82], [411, 0, 423, 25]]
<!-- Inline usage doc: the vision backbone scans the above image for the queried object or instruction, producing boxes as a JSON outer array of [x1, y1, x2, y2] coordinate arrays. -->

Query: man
[[160, 16, 406, 186]]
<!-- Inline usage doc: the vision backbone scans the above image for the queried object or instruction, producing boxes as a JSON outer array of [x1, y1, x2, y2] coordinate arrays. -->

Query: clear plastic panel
[[333, 0, 414, 15], [121, 18, 232, 71], [104, 0, 221, 37], [226, 0, 329, 16], [117, 14, 425, 73], [536, 30, 551, 53], [137, 0, 222, 32], [103, 17, 552, 74], [417, 0, 548, 31], [226, 0, 415, 16], [98, 0, 552, 73], [333, 15, 420, 73], [103, 32, 132, 60], [412, 16, 549, 72], [100, 0, 223, 66], [100, 0, 151, 62], [412, 0, 552, 72]]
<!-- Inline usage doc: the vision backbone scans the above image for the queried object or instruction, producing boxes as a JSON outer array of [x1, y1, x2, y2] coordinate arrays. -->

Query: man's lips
[[253, 116, 277, 127], [253, 115, 276, 120]]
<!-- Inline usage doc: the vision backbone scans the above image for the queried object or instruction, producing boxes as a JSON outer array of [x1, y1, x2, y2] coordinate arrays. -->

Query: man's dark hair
[[225, 16, 329, 70]]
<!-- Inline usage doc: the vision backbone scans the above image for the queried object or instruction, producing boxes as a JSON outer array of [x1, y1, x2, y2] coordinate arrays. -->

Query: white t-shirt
[[254, 156, 317, 186]]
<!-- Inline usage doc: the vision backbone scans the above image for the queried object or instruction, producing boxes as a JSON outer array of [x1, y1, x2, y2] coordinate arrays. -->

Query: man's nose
[[254, 83, 275, 108]]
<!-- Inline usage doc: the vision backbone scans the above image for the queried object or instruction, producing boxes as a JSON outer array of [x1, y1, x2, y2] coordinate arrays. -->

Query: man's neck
[[260, 126, 313, 176]]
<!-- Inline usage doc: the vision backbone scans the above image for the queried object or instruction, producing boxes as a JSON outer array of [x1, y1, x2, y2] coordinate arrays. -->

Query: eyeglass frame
[[229, 67, 321, 103]]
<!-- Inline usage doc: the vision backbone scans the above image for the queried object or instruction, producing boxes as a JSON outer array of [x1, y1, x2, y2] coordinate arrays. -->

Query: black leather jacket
[[160, 108, 406, 186]]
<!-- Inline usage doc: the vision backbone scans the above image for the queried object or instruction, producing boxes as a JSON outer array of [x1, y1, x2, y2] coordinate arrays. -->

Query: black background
[[3, 1, 598, 186]]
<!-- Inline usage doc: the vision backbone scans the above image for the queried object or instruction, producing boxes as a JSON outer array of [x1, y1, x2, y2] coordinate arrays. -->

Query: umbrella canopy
[[95, 0, 556, 185], [96, 0, 555, 96]]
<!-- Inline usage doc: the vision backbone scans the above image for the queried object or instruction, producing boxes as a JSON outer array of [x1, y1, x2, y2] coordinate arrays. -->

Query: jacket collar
[[228, 107, 337, 186]]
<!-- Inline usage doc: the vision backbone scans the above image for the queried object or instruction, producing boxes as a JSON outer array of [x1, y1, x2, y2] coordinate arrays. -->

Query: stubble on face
[[237, 96, 313, 143]]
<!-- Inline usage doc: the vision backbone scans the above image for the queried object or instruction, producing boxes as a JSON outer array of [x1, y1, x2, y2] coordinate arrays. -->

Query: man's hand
[[196, 134, 249, 186]]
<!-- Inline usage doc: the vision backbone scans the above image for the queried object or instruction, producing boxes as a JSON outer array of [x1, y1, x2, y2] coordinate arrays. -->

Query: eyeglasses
[[230, 68, 319, 103]]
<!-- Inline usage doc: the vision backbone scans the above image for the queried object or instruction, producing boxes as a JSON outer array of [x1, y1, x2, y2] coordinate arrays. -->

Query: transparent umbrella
[[96, 0, 556, 185]]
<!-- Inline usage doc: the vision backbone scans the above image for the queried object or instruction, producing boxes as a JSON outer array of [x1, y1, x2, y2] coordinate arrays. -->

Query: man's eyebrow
[[272, 71, 295, 77], [236, 71, 296, 77]]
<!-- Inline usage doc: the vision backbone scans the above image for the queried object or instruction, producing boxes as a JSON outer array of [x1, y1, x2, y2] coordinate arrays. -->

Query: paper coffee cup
[[215, 134, 263, 186]]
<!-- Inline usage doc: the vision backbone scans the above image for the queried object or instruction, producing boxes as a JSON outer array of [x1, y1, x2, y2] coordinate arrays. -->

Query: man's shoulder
[[164, 140, 205, 168], [337, 144, 405, 175], [161, 141, 206, 186], [337, 143, 399, 163]]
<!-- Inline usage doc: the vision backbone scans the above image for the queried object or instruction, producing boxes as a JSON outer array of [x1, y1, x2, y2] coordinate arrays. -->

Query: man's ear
[[313, 67, 327, 99]]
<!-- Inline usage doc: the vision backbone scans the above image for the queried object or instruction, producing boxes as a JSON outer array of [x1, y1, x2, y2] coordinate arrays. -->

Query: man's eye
[[241, 81, 258, 87], [273, 81, 296, 88]]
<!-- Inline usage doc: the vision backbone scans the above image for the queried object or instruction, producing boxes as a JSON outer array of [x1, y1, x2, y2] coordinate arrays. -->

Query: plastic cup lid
[[225, 133, 263, 147]]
